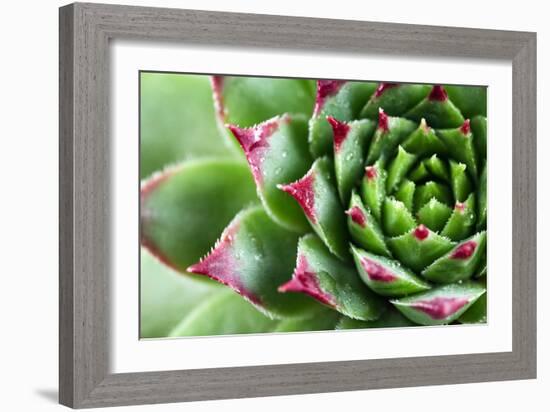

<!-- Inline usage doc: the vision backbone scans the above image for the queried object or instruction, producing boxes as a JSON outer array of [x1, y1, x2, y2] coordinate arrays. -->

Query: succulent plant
[[141, 75, 487, 336]]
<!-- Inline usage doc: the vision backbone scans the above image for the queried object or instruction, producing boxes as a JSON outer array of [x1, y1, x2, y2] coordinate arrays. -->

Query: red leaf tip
[[327, 116, 350, 152], [451, 240, 477, 259], [365, 165, 378, 180], [187, 222, 261, 305], [428, 85, 448, 101], [460, 119, 471, 135], [345, 206, 367, 227], [227, 118, 281, 185], [378, 108, 389, 132], [360, 257, 397, 283], [414, 224, 430, 240], [278, 169, 317, 223], [411, 297, 469, 319], [314, 80, 346, 115], [278, 255, 335, 306]]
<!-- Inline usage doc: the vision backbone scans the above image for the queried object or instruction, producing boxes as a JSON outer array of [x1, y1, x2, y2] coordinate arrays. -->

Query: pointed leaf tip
[[188, 207, 317, 318], [420, 118, 430, 132], [227, 121, 279, 186], [278, 255, 335, 307], [345, 206, 367, 227], [422, 232, 486, 284], [278, 170, 316, 223], [428, 85, 448, 101], [140, 160, 258, 276], [365, 165, 378, 180], [187, 221, 262, 305], [460, 118, 471, 135], [414, 224, 430, 240], [314, 80, 346, 115], [378, 108, 389, 132], [326, 116, 350, 152], [280, 235, 384, 320], [227, 117, 281, 153]]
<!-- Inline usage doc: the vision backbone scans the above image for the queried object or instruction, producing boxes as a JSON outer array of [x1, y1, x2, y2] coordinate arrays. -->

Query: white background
[[112, 42, 512, 373], [0, 0, 546, 411]]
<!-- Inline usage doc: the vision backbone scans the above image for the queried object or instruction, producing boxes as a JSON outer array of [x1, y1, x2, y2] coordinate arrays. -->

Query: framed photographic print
[[59, 2, 536, 408]]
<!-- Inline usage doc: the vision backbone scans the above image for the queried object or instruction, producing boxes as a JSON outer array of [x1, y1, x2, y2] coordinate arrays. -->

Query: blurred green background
[[140, 72, 238, 179], [140, 72, 235, 338]]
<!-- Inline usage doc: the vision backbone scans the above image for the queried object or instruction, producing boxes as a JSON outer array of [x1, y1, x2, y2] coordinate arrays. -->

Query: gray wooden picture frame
[[59, 2, 537, 408]]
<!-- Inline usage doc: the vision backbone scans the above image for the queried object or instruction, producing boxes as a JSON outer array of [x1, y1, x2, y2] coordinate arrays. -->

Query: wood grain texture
[[59, 2, 537, 408]]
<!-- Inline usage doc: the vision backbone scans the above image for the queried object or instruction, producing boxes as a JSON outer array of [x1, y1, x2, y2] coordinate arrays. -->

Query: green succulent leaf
[[140, 159, 258, 275], [387, 225, 455, 272], [361, 83, 431, 118], [366, 110, 417, 165], [424, 154, 449, 181], [394, 179, 416, 212], [383, 197, 416, 237], [329, 117, 376, 203], [228, 114, 312, 232], [187, 206, 319, 319], [386, 146, 417, 193], [352, 246, 431, 297], [279, 157, 350, 260], [405, 85, 465, 128], [391, 282, 486, 326], [416, 198, 453, 232], [436, 120, 478, 180], [309, 80, 377, 157], [279, 235, 384, 320], [409, 161, 430, 182], [414, 181, 453, 211], [401, 119, 447, 157], [422, 231, 487, 284], [346, 192, 390, 257], [449, 161, 473, 202], [361, 161, 387, 221], [441, 194, 477, 241]]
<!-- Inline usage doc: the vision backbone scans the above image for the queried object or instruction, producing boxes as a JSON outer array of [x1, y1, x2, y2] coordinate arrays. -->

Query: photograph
[[139, 73, 488, 338]]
